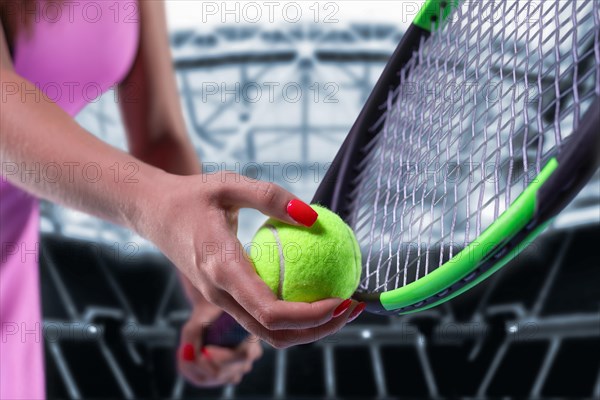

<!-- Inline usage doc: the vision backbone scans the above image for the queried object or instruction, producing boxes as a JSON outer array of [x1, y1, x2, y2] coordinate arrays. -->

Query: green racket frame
[[381, 159, 557, 314]]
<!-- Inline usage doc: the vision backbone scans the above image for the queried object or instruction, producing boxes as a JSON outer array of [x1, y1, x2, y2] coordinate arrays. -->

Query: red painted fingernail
[[287, 199, 318, 227], [200, 346, 213, 361], [347, 302, 366, 323], [333, 299, 352, 318], [181, 343, 196, 361]]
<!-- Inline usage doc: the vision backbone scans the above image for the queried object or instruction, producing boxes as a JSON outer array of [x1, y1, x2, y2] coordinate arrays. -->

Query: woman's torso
[[0, 2, 139, 398], [12, 0, 140, 115]]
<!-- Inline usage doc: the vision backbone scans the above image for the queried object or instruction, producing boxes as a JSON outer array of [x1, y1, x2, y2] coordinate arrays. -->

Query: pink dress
[[0, 1, 139, 398]]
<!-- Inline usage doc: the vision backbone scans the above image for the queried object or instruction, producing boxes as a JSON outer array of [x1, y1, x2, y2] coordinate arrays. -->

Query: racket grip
[[202, 312, 249, 348]]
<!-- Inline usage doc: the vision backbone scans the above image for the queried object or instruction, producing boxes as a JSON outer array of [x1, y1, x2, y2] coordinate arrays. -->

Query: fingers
[[255, 300, 359, 348], [241, 336, 263, 362], [179, 318, 219, 377], [215, 337, 263, 367], [178, 312, 264, 387], [179, 317, 202, 349], [211, 288, 357, 349], [213, 253, 348, 331], [229, 374, 243, 385], [192, 173, 356, 349], [179, 345, 242, 387], [266, 300, 360, 346], [218, 340, 263, 385], [213, 173, 318, 227], [205, 248, 354, 342], [182, 344, 259, 387], [178, 343, 220, 386]]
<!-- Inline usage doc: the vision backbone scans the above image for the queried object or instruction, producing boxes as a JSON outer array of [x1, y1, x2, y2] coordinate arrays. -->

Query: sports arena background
[[37, 2, 599, 398]]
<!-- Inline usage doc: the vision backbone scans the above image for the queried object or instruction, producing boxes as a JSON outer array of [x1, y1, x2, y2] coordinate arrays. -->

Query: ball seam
[[265, 224, 285, 299]]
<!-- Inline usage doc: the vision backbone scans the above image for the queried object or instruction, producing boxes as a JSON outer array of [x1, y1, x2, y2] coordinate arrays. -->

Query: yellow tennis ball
[[249, 205, 362, 302]]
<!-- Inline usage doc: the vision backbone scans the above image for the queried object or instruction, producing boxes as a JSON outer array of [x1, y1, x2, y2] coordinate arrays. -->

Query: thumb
[[179, 317, 203, 361], [216, 175, 318, 227], [179, 322, 202, 362], [179, 309, 220, 359], [179, 319, 219, 376]]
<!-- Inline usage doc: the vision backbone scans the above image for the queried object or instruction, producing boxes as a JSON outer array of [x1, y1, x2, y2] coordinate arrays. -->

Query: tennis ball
[[249, 205, 362, 302]]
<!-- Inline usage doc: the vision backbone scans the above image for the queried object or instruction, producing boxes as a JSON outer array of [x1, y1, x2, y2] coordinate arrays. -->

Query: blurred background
[[39, 1, 599, 399]]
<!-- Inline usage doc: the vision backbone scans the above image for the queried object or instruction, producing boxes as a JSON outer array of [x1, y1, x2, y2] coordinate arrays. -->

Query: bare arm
[[118, 1, 200, 177], [0, 21, 160, 231], [0, 14, 359, 354], [117, 1, 206, 306], [116, 4, 266, 385]]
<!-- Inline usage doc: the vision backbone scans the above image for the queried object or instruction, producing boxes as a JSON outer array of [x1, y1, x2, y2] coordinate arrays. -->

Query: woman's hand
[[178, 305, 262, 387], [136, 171, 362, 349]]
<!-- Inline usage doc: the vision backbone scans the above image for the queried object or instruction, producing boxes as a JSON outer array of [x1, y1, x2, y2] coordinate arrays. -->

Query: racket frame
[[313, 0, 600, 315]]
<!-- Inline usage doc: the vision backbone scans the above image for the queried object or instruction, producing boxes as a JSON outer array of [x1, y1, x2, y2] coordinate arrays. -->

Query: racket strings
[[351, 0, 600, 293]]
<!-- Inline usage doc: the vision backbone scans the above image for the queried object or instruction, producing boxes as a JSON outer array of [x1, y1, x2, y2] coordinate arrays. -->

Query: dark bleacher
[[41, 222, 600, 399]]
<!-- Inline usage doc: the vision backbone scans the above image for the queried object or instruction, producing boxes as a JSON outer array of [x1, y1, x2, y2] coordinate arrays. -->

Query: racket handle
[[202, 312, 249, 348]]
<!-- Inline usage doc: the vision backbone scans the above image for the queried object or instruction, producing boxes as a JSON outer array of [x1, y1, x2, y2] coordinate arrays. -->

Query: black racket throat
[[536, 96, 600, 224]]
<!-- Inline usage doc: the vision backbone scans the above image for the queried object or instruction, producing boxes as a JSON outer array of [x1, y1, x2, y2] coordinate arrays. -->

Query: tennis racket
[[314, 0, 599, 315], [206, 0, 600, 344]]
